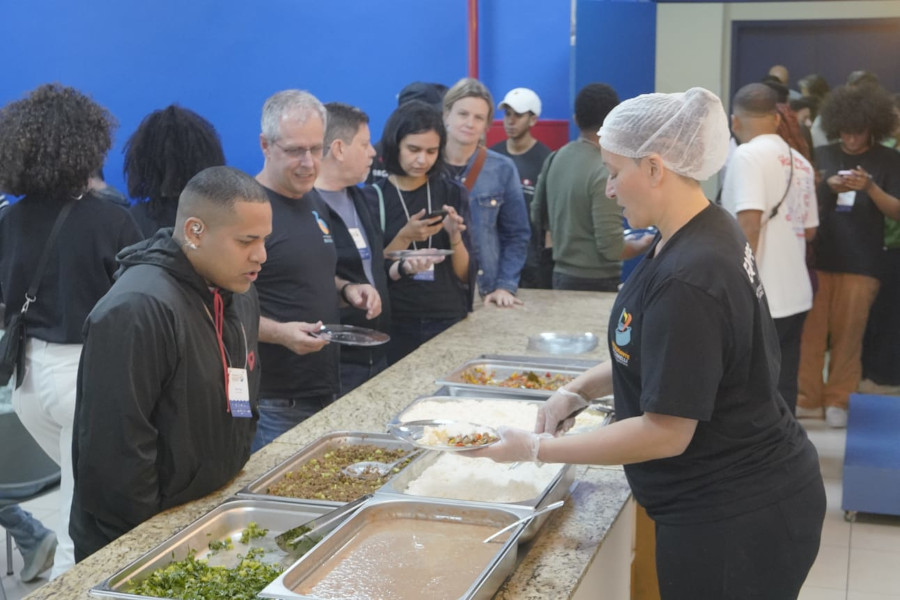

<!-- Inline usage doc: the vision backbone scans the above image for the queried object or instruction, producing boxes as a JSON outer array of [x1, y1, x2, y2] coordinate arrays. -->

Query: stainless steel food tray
[[377, 447, 574, 542], [436, 354, 596, 398], [259, 496, 528, 600], [236, 431, 417, 508], [89, 498, 333, 600]]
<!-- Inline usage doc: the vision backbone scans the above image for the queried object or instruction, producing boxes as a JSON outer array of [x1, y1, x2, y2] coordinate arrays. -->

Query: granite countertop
[[25, 289, 632, 599]]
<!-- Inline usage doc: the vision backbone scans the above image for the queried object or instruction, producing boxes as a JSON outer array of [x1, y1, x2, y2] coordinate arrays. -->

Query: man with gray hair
[[722, 82, 818, 415], [253, 90, 381, 450]]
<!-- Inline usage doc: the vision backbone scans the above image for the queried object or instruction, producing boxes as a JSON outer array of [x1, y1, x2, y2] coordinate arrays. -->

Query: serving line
[[22, 289, 632, 600]]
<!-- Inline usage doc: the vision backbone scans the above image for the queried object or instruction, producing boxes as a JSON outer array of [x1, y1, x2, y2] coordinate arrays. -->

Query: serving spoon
[[341, 450, 423, 479], [482, 500, 565, 543]]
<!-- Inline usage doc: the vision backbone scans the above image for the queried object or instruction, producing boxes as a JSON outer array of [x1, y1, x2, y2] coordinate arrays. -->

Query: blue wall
[[1, 0, 571, 197], [573, 0, 657, 133]]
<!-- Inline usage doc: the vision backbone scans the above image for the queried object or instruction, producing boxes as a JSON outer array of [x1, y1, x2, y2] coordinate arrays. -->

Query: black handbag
[[0, 201, 75, 387]]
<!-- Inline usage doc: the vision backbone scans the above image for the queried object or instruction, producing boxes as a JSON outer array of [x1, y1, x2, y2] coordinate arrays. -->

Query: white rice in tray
[[403, 452, 562, 503]]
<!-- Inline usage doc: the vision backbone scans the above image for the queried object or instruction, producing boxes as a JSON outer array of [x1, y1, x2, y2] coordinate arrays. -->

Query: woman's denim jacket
[[459, 148, 531, 296]]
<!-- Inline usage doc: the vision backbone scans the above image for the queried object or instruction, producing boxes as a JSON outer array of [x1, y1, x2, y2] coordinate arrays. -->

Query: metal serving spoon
[[482, 500, 565, 543], [341, 450, 423, 479]]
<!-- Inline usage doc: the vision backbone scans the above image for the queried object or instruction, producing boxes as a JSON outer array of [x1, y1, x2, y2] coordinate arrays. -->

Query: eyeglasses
[[272, 141, 324, 160]]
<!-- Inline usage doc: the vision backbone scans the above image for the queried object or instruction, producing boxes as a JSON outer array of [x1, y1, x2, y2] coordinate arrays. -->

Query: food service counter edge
[[23, 289, 633, 599]]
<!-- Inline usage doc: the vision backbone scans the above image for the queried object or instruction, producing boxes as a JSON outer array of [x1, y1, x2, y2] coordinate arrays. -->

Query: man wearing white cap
[[491, 88, 552, 288]]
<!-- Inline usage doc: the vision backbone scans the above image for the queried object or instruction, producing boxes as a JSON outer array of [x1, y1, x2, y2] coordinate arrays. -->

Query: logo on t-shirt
[[615, 308, 632, 346], [611, 308, 632, 367], [742, 243, 765, 299], [312, 210, 334, 244]]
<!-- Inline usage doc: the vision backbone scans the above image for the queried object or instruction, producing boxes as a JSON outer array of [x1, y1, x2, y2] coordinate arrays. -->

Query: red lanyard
[[212, 289, 230, 412]]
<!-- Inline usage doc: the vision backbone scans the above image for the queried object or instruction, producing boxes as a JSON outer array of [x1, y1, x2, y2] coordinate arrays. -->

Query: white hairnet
[[598, 87, 729, 181]]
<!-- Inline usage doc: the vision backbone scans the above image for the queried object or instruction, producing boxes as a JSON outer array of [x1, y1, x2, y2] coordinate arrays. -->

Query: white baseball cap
[[498, 88, 542, 117]]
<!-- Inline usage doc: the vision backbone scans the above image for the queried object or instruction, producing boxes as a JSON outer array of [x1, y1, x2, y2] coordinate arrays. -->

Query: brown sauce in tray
[[295, 517, 503, 599]]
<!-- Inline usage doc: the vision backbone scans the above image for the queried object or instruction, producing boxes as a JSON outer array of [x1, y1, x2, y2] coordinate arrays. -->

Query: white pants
[[12, 339, 81, 579]]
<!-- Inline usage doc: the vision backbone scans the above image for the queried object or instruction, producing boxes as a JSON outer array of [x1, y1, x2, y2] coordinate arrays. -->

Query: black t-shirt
[[0, 195, 142, 343], [813, 143, 900, 277], [490, 140, 552, 211], [610, 203, 820, 525], [377, 176, 471, 320], [130, 201, 178, 239], [255, 188, 339, 398]]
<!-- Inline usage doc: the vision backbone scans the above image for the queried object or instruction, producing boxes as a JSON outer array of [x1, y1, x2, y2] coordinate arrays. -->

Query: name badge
[[227, 367, 253, 418], [349, 227, 371, 260], [836, 191, 856, 212], [413, 263, 436, 281]]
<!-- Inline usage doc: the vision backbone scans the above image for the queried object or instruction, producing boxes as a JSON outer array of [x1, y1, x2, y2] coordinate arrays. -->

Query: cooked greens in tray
[[128, 522, 291, 600]]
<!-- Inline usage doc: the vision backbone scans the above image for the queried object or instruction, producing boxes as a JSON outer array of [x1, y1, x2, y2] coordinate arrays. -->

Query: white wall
[[656, 1, 900, 96]]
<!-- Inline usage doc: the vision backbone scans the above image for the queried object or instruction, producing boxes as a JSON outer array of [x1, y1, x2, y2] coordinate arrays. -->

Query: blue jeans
[[387, 316, 462, 365], [0, 504, 52, 555], [340, 355, 388, 397], [251, 395, 335, 452]]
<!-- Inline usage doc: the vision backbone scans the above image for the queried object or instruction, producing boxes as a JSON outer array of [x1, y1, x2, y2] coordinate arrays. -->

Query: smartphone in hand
[[837, 170, 854, 177], [423, 209, 448, 223]]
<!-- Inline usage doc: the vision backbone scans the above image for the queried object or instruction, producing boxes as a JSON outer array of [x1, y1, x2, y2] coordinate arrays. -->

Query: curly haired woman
[[796, 83, 900, 427], [0, 83, 142, 575]]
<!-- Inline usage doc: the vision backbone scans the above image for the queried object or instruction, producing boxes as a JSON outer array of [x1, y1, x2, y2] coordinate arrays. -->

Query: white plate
[[387, 420, 500, 452]]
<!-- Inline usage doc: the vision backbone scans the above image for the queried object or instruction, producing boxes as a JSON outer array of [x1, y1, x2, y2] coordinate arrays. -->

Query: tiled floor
[[1, 420, 898, 599]]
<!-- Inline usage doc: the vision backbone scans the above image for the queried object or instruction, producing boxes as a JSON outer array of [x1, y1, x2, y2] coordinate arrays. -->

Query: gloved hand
[[464, 426, 549, 463], [535, 387, 589, 435]]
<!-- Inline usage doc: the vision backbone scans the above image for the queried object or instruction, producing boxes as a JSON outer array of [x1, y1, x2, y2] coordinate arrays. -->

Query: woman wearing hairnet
[[469, 88, 825, 599]]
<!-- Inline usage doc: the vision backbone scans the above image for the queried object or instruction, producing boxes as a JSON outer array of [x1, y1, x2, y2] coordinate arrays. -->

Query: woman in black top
[[124, 105, 226, 238], [0, 84, 142, 576], [372, 101, 473, 364], [470, 88, 825, 600]]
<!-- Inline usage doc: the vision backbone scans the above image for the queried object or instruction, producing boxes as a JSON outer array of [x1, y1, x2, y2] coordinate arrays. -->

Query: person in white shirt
[[722, 83, 819, 414]]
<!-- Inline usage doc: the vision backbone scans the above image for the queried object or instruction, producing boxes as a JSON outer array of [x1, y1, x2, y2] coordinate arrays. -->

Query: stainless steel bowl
[[526, 332, 599, 354]]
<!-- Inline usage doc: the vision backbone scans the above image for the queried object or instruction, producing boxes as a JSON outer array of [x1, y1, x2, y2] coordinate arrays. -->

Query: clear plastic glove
[[535, 387, 589, 435], [464, 426, 549, 463]]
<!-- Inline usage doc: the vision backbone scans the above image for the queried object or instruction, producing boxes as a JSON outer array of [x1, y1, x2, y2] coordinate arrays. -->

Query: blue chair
[[842, 394, 900, 521], [0, 411, 61, 596]]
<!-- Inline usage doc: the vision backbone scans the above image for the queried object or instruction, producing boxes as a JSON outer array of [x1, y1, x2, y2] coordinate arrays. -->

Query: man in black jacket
[[69, 166, 272, 560]]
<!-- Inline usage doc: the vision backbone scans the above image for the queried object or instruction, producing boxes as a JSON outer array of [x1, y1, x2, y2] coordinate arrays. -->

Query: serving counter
[[24, 289, 633, 599]]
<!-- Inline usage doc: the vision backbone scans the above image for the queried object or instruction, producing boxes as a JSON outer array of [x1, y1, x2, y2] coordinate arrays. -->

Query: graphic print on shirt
[[612, 308, 632, 366], [312, 210, 334, 244], [742, 242, 765, 300]]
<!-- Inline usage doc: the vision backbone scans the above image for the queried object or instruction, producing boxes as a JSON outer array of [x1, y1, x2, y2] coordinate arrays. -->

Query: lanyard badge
[[227, 367, 253, 418]]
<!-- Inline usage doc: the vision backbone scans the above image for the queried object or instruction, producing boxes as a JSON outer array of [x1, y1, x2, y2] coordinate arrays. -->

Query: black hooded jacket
[[70, 230, 261, 560]]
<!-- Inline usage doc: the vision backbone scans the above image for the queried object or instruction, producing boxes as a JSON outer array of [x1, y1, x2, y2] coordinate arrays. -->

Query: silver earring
[[186, 242, 198, 250]]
